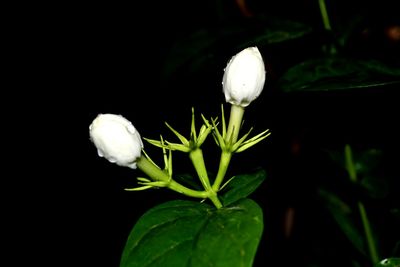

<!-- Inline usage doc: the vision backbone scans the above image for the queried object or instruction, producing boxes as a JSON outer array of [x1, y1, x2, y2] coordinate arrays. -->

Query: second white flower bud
[[222, 47, 266, 107]]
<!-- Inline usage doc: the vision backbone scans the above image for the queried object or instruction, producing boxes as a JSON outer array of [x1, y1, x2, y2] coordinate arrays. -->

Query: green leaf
[[318, 189, 366, 256], [120, 199, 263, 267], [161, 29, 218, 80], [278, 57, 400, 92], [374, 258, 400, 267], [360, 176, 389, 199], [161, 17, 312, 82], [220, 168, 267, 206], [238, 17, 312, 47]]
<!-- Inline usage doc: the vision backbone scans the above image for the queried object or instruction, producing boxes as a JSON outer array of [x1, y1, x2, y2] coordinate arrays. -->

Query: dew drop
[[127, 124, 136, 134], [108, 156, 116, 163]]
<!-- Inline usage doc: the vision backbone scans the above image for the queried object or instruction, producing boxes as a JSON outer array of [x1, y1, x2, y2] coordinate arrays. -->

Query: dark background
[[23, 1, 399, 266]]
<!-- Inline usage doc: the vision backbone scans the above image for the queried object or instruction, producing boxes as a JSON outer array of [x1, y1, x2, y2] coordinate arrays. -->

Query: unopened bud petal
[[222, 47, 266, 107], [89, 114, 143, 169]]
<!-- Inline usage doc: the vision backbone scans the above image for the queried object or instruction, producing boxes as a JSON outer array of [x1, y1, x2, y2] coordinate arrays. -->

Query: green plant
[[88, 1, 399, 266], [90, 47, 271, 267]]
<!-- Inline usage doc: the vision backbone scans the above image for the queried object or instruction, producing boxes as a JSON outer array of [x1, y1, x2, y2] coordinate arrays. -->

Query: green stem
[[207, 191, 222, 209], [136, 156, 208, 199], [226, 104, 245, 144], [344, 144, 379, 264], [345, 144, 357, 183], [211, 104, 244, 192], [318, 0, 337, 55], [318, 0, 332, 31], [212, 151, 232, 191], [189, 148, 212, 190], [189, 148, 223, 209], [358, 201, 379, 264]]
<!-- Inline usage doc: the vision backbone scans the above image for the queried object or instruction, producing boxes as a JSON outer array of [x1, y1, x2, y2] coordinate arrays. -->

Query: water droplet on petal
[[97, 149, 104, 157], [126, 124, 136, 134]]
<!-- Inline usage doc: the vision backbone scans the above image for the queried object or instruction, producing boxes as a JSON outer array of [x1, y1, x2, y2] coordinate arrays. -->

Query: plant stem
[[212, 104, 245, 192], [212, 151, 232, 191], [344, 144, 379, 264], [358, 201, 379, 264], [189, 148, 212, 191], [207, 191, 223, 209], [226, 104, 245, 144], [345, 145, 357, 183], [136, 156, 208, 199], [189, 148, 223, 209], [318, 0, 332, 31], [318, 0, 337, 55]]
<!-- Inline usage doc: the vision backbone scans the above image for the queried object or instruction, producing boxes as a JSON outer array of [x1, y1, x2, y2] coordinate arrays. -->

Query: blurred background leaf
[[374, 258, 400, 267], [318, 188, 367, 256], [326, 148, 389, 199], [161, 16, 313, 83], [277, 57, 400, 92]]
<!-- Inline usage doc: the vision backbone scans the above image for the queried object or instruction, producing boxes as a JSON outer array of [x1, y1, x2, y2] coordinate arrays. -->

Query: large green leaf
[[120, 198, 263, 267], [220, 168, 267, 206], [318, 189, 366, 256], [278, 57, 400, 92]]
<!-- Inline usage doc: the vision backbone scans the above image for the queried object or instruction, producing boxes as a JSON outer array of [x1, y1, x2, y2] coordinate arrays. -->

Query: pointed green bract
[[235, 130, 271, 153], [143, 138, 166, 149], [165, 122, 190, 146], [231, 127, 253, 152], [164, 141, 191, 152], [210, 116, 225, 150], [124, 185, 153, 191], [220, 104, 227, 138], [191, 107, 197, 143]]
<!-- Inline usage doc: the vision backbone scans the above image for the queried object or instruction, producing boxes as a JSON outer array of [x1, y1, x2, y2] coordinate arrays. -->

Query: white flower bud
[[222, 47, 266, 107], [89, 114, 143, 169]]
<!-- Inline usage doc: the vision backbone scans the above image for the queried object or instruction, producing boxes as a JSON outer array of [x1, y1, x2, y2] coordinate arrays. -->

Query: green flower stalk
[[89, 47, 271, 210], [133, 156, 208, 199], [213, 47, 268, 191], [144, 108, 222, 208]]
